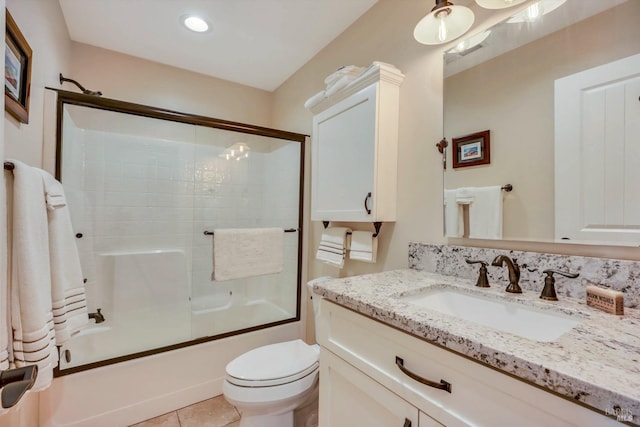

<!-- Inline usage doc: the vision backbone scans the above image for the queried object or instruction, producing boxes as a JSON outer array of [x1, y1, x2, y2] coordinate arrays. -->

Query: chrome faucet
[[491, 255, 522, 293]]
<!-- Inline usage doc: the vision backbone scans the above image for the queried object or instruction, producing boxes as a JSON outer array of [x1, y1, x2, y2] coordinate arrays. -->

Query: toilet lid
[[226, 340, 319, 387]]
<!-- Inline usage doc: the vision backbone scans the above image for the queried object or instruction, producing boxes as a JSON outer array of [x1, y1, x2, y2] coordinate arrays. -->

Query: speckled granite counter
[[312, 269, 640, 424]]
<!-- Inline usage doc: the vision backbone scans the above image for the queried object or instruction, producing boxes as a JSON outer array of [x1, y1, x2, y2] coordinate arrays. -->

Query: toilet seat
[[226, 339, 319, 387]]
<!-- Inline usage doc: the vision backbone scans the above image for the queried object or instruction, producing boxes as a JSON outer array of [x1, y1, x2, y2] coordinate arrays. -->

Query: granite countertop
[[312, 269, 640, 423]]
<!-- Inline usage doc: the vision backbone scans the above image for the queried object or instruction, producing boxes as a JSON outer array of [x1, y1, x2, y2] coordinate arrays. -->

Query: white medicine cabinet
[[310, 63, 404, 223]]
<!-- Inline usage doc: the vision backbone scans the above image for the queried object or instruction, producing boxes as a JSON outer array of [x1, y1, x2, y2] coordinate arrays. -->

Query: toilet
[[222, 277, 330, 427]]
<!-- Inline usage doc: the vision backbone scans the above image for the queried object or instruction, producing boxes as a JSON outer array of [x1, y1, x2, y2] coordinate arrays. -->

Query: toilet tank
[[306, 276, 333, 318]]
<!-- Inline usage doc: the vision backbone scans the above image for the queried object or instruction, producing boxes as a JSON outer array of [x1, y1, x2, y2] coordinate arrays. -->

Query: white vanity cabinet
[[310, 64, 404, 222], [317, 299, 619, 427]]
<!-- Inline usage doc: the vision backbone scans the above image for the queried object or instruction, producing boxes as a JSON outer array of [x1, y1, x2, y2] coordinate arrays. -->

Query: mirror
[[443, 0, 640, 246]]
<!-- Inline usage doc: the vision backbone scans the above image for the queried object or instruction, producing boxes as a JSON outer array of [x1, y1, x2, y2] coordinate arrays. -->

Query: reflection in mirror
[[443, 0, 640, 246]]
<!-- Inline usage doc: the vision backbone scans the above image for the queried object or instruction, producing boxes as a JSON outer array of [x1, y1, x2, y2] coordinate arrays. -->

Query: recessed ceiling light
[[182, 15, 209, 33]]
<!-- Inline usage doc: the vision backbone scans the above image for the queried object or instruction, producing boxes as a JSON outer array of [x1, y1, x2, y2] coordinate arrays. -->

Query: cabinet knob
[[364, 192, 372, 215]]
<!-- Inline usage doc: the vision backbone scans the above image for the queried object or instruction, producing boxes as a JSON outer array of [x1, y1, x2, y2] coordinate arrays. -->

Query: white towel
[[444, 189, 463, 238], [37, 170, 88, 345], [455, 187, 475, 205], [211, 228, 284, 281], [468, 186, 503, 239], [0, 170, 9, 374], [325, 74, 358, 97], [324, 65, 365, 86], [315, 227, 351, 268], [349, 231, 377, 263], [304, 90, 326, 110], [8, 160, 57, 391]]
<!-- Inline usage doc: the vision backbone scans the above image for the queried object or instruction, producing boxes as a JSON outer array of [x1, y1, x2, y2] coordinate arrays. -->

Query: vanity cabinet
[[317, 299, 619, 427], [310, 63, 404, 222]]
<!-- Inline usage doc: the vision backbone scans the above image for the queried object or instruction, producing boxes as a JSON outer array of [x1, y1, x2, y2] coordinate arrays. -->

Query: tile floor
[[130, 395, 240, 427]]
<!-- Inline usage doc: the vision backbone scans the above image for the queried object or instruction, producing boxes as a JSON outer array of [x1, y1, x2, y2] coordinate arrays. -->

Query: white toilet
[[222, 277, 330, 427]]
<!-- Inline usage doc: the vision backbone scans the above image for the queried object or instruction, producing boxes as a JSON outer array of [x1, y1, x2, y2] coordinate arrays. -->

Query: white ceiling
[[58, 0, 379, 92]]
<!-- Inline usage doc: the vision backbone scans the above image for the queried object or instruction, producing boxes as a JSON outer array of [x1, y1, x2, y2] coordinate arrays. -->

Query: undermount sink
[[398, 287, 581, 342]]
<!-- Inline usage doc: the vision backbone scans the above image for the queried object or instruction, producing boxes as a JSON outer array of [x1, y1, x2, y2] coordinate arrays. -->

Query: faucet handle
[[465, 259, 490, 288], [540, 269, 579, 301]]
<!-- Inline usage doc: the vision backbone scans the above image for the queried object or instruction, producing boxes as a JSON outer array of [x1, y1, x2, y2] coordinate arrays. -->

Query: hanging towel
[[8, 160, 57, 391], [315, 227, 351, 268], [468, 186, 503, 239], [211, 228, 284, 281], [0, 172, 9, 375], [444, 189, 463, 238], [37, 170, 88, 345], [455, 187, 475, 205], [349, 231, 377, 263]]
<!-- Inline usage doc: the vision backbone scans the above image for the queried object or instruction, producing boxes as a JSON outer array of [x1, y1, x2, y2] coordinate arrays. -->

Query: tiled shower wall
[[61, 109, 301, 329]]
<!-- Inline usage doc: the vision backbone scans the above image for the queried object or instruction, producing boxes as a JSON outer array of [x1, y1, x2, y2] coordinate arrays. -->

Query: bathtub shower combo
[[53, 90, 305, 373]]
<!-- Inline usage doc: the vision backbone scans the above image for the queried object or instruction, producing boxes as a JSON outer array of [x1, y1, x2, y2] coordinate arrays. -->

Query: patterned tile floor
[[130, 395, 240, 427]]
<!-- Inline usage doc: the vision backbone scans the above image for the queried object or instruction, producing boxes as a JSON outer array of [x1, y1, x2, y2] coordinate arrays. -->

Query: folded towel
[[324, 65, 365, 86], [325, 74, 358, 97], [316, 227, 351, 268], [8, 160, 57, 391], [468, 186, 503, 239], [211, 228, 284, 281], [349, 231, 377, 263], [37, 170, 88, 345], [304, 90, 326, 110], [444, 189, 464, 238]]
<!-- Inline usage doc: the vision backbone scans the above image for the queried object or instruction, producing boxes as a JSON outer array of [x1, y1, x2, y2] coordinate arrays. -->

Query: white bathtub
[[192, 299, 295, 338]]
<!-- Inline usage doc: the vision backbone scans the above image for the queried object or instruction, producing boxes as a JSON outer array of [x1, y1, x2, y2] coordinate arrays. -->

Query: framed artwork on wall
[[452, 130, 490, 168], [5, 9, 32, 124]]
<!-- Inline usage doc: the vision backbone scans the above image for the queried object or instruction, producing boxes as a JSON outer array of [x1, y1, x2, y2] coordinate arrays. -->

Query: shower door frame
[[50, 88, 307, 376]]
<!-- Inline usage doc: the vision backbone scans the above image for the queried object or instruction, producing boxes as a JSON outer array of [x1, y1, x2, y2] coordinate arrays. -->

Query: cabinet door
[[319, 347, 418, 427], [312, 84, 376, 222]]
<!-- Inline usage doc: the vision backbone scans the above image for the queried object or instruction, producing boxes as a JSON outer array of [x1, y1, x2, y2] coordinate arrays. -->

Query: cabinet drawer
[[318, 299, 617, 427], [319, 348, 419, 427]]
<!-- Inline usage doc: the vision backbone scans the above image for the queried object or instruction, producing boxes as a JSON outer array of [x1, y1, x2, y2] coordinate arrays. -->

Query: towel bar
[[204, 228, 298, 236], [322, 221, 382, 238]]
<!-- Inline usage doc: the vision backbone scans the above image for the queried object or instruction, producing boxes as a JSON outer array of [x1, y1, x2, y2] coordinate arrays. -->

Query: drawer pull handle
[[403, 418, 412, 427], [364, 192, 372, 215], [395, 356, 452, 393]]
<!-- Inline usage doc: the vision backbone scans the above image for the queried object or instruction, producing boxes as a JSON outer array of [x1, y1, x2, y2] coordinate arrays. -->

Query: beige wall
[[4, 0, 72, 168], [273, 0, 640, 305]]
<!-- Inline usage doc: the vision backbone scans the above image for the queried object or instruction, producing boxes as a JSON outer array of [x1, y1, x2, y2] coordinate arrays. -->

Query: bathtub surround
[[409, 243, 640, 308], [6, 160, 88, 391], [54, 93, 305, 374]]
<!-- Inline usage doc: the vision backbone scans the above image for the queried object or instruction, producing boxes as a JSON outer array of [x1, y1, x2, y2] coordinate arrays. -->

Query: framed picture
[[5, 9, 32, 124], [452, 130, 490, 168]]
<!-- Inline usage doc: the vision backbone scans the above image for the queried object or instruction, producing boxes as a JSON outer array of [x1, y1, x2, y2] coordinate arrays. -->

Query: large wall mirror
[[443, 0, 640, 247]]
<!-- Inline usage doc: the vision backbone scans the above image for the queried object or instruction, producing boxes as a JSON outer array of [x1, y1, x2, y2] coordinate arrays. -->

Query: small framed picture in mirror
[[452, 130, 490, 168], [5, 9, 32, 124]]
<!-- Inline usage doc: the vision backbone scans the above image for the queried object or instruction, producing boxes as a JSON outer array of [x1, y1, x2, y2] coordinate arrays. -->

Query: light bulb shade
[[414, 4, 475, 45], [475, 0, 527, 9]]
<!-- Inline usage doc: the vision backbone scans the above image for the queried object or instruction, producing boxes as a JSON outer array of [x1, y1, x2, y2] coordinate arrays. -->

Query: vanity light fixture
[[182, 14, 209, 33], [449, 30, 491, 54], [414, 0, 475, 45], [475, 0, 527, 9], [506, 0, 566, 23]]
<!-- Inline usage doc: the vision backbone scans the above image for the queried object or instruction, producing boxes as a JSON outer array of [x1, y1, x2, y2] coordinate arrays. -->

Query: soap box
[[586, 285, 624, 315]]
